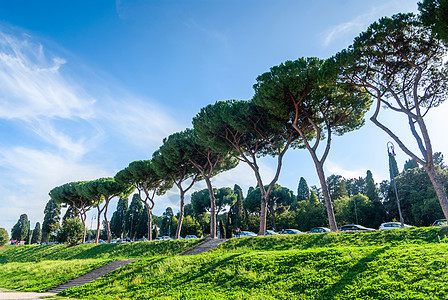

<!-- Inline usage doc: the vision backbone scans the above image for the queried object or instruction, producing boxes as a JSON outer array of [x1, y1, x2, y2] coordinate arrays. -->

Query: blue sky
[[1, 0, 446, 233]]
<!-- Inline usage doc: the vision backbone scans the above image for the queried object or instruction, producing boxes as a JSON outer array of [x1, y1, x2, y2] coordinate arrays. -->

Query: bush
[[57, 218, 84, 246], [0, 228, 8, 246]]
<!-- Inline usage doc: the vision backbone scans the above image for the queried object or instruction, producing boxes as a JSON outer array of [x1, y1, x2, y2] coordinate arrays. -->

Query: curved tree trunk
[[425, 165, 448, 219], [95, 207, 101, 243], [103, 200, 111, 243], [144, 202, 153, 241], [175, 190, 185, 239], [315, 161, 338, 232], [258, 195, 268, 235], [204, 176, 217, 239], [80, 211, 87, 244]]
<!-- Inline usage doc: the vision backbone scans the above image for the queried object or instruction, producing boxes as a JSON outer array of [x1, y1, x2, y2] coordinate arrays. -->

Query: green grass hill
[[1, 228, 448, 299]]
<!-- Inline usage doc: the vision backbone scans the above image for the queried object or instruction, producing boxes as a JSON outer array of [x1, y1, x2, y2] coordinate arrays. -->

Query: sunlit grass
[[60, 244, 448, 299], [0, 239, 202, 263], [0, 259, 107, 292]]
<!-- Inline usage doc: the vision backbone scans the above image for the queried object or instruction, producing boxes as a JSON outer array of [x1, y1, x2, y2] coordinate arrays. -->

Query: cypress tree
[[233, 184, 244, 228], [42, 199, 61, 243], [11, 214, 29, 241], [110, 198, 128, 239], [297, 177, 310, 201], [389, 152, 400, 180], [125, 194, 143, 240], [31, 222, 42, 244]]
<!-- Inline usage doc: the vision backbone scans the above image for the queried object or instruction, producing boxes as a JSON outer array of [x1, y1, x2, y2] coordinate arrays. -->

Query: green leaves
[[115, 160, 172, 197], [338, 13, 447, 110]]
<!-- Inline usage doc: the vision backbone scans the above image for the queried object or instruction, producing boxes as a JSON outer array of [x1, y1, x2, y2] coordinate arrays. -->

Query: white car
[[432, 219, 448, 227], [235, 231, 257, 238], [379, 222, 412, 230]]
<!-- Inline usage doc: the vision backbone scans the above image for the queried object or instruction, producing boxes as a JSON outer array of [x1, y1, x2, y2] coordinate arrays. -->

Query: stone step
[[47, 259, 138, 293], [180, 238, 228, 256]]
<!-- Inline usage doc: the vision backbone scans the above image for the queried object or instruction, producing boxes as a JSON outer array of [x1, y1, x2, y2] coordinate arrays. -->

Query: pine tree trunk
[[205, 177, 217, 239], [258, 192, 268, 235], [103, 200, 111, 243], [315, 161, 338, 232], [144, 203, 153, 241], [425, 165, 448, 220], [80, 213, 87, 244], [175, 190, 185, 239], [95, 208, 101, 243]]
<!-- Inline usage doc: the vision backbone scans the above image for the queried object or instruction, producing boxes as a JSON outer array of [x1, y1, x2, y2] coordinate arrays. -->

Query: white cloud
[[0, 27, 185, 233], [325, 160, 378, 182], [0, 146, 110, 233], [322, 20, 364, 47], [320, 1, 418, 47], [101, 96, 184, 150], [0, 31, 95, 121]]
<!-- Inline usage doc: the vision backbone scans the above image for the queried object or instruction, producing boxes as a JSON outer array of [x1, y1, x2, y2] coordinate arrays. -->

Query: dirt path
[[0, 291, 56, 299]]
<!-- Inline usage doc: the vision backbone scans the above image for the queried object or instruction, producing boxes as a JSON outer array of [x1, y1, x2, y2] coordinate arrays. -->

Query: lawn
[[0, 239, 202, 263], [1, 228, 448, 299], [0, 259, 107, 292], [59, 243, 448, 299]]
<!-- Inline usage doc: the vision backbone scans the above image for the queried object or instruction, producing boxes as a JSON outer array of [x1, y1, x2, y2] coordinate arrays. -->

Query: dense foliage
[[0, 228, 8, 246], [10, 214, 29, 242]]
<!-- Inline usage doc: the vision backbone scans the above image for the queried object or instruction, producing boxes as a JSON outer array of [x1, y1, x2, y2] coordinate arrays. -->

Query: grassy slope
[[0, 239, 202, 292], [0, 239, 202, 263], [60, 243, 448, 299], [0, 259, 107, 292], [3, 229, 448, 299]]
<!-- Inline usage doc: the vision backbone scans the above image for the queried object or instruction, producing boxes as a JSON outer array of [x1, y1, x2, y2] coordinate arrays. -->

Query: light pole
[[387, 141, 405, 227]]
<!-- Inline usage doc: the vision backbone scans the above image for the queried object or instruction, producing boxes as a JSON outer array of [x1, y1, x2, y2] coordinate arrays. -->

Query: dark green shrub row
[[213, 227, 448, 253]]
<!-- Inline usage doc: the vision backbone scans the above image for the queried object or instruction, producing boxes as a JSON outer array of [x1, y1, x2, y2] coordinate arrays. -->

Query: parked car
[[184, 235, 199, 239], [339, 224, 376, 232], [265, 230, 279, 235], [235, 231, 257, 238], [379, 222, 412, 230], [309, 227, 331, 233], [432, 219, 448, 227], [280, 229, 304, 234]]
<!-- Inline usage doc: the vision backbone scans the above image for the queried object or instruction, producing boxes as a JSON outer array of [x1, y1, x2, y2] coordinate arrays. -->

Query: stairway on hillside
[[47, 259, 138, 293], [179, 238, 228, 256]]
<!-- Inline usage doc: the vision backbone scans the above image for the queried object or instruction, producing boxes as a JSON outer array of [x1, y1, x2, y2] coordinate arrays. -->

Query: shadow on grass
[[179, 254, 242, 286], [318, 246, 390, 299], [59, 257, 161, 296]]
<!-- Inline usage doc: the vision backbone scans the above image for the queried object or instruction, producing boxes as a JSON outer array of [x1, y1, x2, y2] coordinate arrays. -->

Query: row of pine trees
[[5, 153, 447, 243]]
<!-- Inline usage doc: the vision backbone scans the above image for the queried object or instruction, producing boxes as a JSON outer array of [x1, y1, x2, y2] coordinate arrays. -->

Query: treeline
[[105, 155, 448, 239], [5, 153, 447, 244]]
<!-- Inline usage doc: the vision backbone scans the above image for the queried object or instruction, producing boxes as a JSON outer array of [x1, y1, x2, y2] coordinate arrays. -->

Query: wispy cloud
[[184, 19, 229, 49], [101, 96, 184, 150], [0, 31, 95, 120], [0, 146, 110, 230], [320, 2, 417, 47], [0, 26, 185, 232]]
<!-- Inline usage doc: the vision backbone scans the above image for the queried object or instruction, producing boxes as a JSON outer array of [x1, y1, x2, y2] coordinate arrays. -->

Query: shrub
[[0, 228, 8, 246], [57, 218, 84, 246]]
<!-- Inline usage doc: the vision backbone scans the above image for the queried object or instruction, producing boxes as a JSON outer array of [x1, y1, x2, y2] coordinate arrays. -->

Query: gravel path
[[0, 291, 56, 299]]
